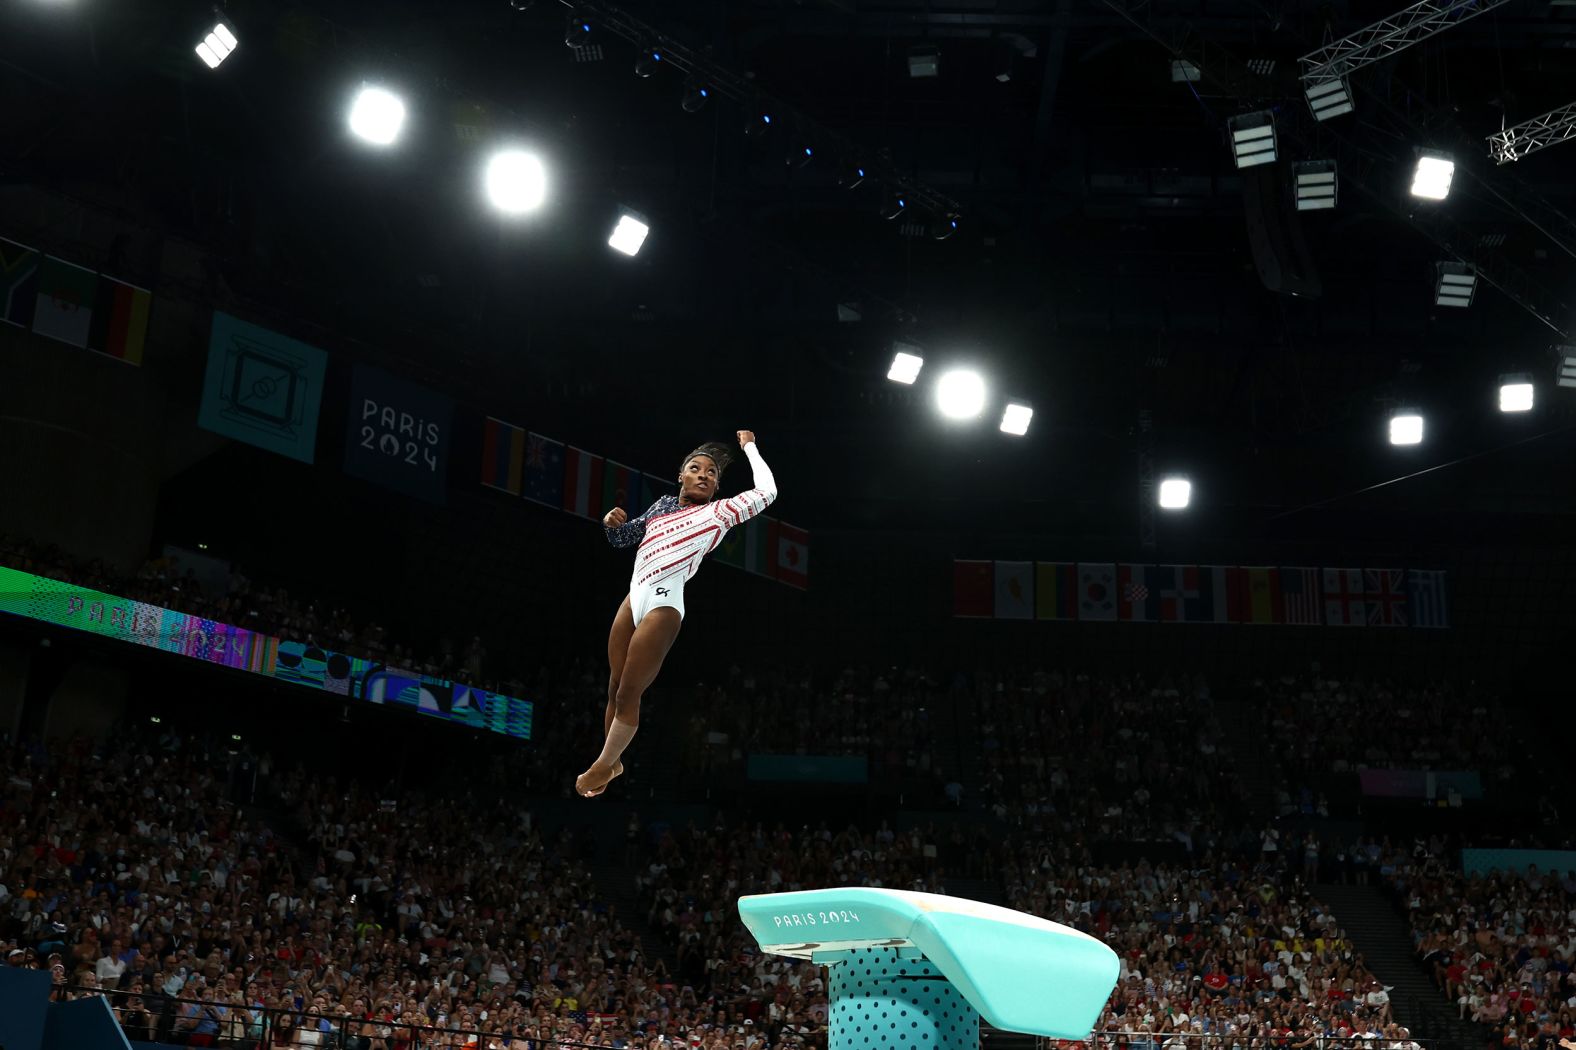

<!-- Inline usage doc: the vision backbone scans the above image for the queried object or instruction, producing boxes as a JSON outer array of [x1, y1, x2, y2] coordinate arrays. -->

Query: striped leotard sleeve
[[605, 496, 676, 548], [710, 442, 777, 527]]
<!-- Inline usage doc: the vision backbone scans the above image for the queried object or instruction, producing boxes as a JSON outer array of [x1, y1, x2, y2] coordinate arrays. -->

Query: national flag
[[562, 446, 604, 519], [742, 517, 775, 577], [775, 521, 809, 590], [1078, 563, 1117, 621], [1242, 567, 1284, 625], [713, 523, 746, 569], [1364, 568, 1408, 627], [1034, 562, 1077, 620], [993, 561, 1033, 620], [522, 433, 566, 508], [1194, 566, 1234, 623], [1118, 564, 1158, 621], [1158, 565, 1230, 623], [954, 560, 994, 618], [480, 417, 526, 495], [601, 461, 640, 516], [1223, 566, 1250, 623], [1322, 568, 1366, 627], [1156, 565, 1187, 622], [1280, 567, 1322, 625], [1408, 569, 1449, 628], [32, 255, 98, 347], [0, 237, 40, 328], [87, 274, 151, 364], [641, 472, 674, 514]]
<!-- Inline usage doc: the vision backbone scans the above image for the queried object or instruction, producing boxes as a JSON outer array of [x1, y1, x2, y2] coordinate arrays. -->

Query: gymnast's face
[[679, 455, 719, 503]]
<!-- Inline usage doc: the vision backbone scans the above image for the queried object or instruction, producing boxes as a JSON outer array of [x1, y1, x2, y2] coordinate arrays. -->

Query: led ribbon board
[[0, 565, 533, 740]]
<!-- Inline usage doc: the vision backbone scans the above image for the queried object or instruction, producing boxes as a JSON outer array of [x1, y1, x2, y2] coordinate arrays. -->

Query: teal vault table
[[738, 888, 1119, 1050]]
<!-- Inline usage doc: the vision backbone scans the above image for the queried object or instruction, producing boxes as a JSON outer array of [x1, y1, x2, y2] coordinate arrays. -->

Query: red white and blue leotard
[[603, 442, 777, 624]]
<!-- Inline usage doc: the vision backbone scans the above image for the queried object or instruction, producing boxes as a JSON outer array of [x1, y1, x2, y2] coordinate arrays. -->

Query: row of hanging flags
[[1, 237, 152, 364], [953, 562, 1449, 628], [480, 418, 809, 590]]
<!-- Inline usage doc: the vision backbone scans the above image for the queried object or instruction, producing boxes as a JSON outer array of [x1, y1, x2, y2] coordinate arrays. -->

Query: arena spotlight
[[1294, 160, 1337, 210], [680, 79, 709, 113], [194, 20, 238, 69], [635, 49, 662, 78], [348, 86, 407, 146], [1227, 111, 1277, 168], [838, 164, 869, 190], [1435, 262, 1476, 308], [1559, 348, 1576, 389], [608, 212, 650, 257], [1304, 77, 1353, 121], [935, 369, 987, 420], [1388, 411, 1424, 446], [564, 14, 591, 47], [508, 0, 534, 9], [1158, 476, 1191, 510], [484, 149, 547, 215], [880, 193, 907, 220], [932, 214, 959, 240], [1000, 403, 1033, 436], [1498, 375, 1534, 412], [745, 112, 773, 139], [887, 351, 924, 385], [1410, 151, 1454, 200]]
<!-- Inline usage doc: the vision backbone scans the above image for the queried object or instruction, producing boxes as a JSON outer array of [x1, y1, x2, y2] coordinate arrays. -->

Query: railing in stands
[[65, 984, 670, 1050]]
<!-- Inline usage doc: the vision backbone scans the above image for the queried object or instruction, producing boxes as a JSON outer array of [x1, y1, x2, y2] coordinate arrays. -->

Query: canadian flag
[[774, 521, 810, 590]]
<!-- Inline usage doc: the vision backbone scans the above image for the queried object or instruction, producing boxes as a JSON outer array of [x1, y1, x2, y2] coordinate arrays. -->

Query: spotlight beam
[[552, 0, 960, 222]]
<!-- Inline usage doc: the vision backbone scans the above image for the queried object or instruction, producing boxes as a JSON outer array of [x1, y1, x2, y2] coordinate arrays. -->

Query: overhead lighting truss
[[553, 0, 959, 223], [1094, 0, 1571, 342], [1298, 0, 1514, 112], [1488, 101, 1576, 165]]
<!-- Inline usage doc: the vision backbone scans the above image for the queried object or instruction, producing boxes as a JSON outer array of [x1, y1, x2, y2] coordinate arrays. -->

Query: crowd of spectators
[[635, 818, 952, 1025], [1383, 844, 1576, 1049], [677, 665, 954, 801], [0, 532, 496, 690], [1252, 676, 1514, 800], [968, 669, 1243, 850], [1001, 843, 1405, 1050], [0, 726, 825, 1050]]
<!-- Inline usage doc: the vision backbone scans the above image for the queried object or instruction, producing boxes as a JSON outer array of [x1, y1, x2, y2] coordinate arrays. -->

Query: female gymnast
[[575, 429, 777, 798]]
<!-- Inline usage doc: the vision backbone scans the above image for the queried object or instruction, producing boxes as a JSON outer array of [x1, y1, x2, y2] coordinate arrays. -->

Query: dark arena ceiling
[[2, 0, 1575, 544]]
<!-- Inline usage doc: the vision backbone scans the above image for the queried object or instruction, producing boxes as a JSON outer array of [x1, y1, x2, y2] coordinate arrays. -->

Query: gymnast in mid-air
[[576, 429, 776, 798]]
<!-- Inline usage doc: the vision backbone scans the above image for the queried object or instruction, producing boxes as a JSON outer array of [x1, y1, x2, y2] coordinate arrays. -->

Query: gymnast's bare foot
[[575, 761, 623, 798]]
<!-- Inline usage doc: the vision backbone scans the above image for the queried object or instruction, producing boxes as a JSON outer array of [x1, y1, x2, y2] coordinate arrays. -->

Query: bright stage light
[[485, 150, 547, 215], [1435, 262, 1476, 307], [1389, 412, 1424, 445], [1158, 477, 1191, 510], [1294, 160, 1338, 211], [348, 87, 407, 146], [608, 213, 650, 256], [887, 351, 923, 385], [1498, 376, 1534, 413], [1228, 111, 1277, 169], [935, 369, 986, 420], [1000, 403, 1033, 436], [1411, 152, 1454, 200], [195, 21, 238, 69], [1559, 348, 1576, 389]]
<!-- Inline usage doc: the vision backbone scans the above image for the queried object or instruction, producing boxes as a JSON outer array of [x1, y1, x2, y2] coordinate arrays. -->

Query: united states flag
[[1280, 567, 1322, 625]]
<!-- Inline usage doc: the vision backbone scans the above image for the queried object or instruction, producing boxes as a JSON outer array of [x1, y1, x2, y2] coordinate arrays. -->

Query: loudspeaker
[[1242, 163, 1322, 298]]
